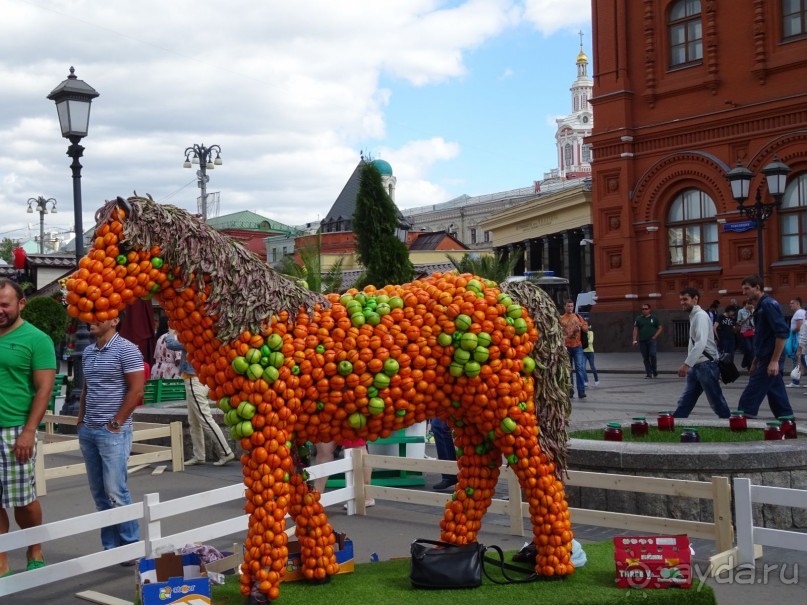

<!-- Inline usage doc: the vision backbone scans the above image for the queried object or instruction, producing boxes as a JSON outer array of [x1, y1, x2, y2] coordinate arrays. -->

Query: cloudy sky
[[1, 0, 591, 243]]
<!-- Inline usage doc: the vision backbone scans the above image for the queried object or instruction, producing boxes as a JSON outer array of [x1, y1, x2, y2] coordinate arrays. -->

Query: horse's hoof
[[306, 574, 332, 585]]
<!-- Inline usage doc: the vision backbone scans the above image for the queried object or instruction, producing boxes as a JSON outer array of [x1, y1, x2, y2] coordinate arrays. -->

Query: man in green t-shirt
[[632, 304, 663, 378], [0, 278, 56, 575]]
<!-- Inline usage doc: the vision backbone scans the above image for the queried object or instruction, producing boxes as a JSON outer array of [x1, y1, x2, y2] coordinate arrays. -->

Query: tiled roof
[[407, 232, 468, 251], [207, 211, 297, 234]]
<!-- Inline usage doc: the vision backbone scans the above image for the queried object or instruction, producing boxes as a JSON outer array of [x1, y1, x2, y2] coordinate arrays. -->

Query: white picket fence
[[0, 453, 359, 598], [734, 477, 807, 567]]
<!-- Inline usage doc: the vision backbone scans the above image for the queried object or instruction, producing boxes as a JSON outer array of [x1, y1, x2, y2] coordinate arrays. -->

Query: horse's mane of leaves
[[96, 195, 327, 342]]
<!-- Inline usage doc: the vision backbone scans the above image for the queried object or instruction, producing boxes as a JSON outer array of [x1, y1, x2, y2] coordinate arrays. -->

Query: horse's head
[[65, 196, 171, 324]]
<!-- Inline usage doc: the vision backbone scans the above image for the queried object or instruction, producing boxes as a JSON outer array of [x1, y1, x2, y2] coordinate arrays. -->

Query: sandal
[[26, 558, 46, 571]]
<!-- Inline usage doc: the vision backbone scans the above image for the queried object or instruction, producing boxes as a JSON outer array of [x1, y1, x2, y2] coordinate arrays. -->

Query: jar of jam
[[604, 422, 623, 442], [779, 416, 797, 440], [729, 410, 747, 432], [657, 411, 675, 432], [680, 428, 701, 443], [630, 417, 649, 437], [764, 421, 784, 441]]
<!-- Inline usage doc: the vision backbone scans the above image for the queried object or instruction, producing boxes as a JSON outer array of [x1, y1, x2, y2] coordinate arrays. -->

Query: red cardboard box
[[614, 535, 692, 589]]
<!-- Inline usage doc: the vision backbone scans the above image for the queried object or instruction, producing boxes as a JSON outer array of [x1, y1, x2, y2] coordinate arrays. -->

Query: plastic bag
[[791, 366, 801, 381]]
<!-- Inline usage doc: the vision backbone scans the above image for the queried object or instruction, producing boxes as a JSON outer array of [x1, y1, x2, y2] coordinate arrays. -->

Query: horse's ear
[[116, 196, 132, 217]]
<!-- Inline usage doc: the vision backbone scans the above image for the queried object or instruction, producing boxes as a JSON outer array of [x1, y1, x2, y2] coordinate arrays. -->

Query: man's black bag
[[410, 539, 538, 589], [717, 353, 740, 384], [704, 351, 740, 384]]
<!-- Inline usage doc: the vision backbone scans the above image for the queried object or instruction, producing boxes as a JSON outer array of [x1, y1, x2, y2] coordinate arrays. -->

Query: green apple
[[231, 356, 249, 375], [239, 420, 254, 438], [376, 303, 391, 316], [237, 401, 256, 420], [263, 366, 280, 383], [389, 296, 404, 309], [521, 356, 536, 374], [513, 317, 528, 335], [383, 358, 399, 376], [266, 333, 283, 351], [373, 373, 390, 389], [500, 417, 518, 434], [464, 360, 481, 377], [245, 348, 262, 365], [437, 332, 453, 347], [338, 360, 353, 376], [368, 397, 385, 415], [449, 362, 465, 378], [507, 304, 523, 319], [267, 351, 285, 368], [246, 364, 264, 381], [347, 412, 367, 429], [455, 314, 472, 331], [453, 349, 471, 364], [217, 397, 231, 413], [472, 347, 489, 363], [459, 333, 478, 351]]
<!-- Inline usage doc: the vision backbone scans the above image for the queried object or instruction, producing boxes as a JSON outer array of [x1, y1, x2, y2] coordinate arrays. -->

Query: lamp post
[[26, 197, 58, 254], [48, 67, 99, 416], [183, 144, 222, 222], [726, 156, 791, 281]]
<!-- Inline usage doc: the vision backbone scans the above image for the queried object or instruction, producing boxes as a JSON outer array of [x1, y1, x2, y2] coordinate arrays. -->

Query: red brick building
[[589, 0, 807, 350]]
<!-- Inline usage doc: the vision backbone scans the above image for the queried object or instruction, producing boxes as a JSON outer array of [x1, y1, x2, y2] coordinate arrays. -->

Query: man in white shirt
[[672, 287, 731, 419]]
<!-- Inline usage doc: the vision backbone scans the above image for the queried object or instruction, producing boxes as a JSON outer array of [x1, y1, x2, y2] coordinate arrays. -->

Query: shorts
[[0, 425, 38, 508]]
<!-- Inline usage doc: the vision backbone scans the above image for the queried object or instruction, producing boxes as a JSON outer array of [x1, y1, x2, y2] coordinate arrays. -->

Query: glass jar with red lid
[[729, 410, 747, 432], [657, 411, 675, 432], [630, 417, 649, 437], [604, 422, 623, 442], [764, 421, 784, 441], [778, 416, 797, 439]]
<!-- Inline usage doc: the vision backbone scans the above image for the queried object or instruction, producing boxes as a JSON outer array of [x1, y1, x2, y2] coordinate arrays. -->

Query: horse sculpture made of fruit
[[65, 195, 575, 601]]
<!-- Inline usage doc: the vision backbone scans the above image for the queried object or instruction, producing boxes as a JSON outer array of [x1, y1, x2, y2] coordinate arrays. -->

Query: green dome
[[372, 159, 393, 176]]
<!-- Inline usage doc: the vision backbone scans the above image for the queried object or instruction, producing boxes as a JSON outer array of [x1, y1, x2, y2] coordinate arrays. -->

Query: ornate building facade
[[588, 0, 807, 350]]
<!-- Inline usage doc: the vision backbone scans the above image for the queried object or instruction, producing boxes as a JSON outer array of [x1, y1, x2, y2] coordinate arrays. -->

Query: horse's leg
[[439, 425, 501, 545], [500, 411, 574, 577], [241, 421, 294, 601], [287, 471, 339, 582]]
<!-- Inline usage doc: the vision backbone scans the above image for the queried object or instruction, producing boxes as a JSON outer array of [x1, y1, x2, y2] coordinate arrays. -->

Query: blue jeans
[[738, 358, 794, 419], [673, 361, 731, 419], [430, 418, 457, 481], [566, 346, 586, 396], [639, 340, 658, 377], [78, 424, 140, 550], [583, 352, 599, 382]]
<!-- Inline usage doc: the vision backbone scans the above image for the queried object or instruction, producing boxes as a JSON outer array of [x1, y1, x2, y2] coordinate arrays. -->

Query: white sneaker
[[213, 452, 235, 466], [786, 383, 800, 388], [594, 381, 600, 386], [184, 457, 204, 466]]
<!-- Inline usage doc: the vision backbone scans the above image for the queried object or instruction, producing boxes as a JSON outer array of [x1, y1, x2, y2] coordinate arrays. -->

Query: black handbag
[[409, 539, 538, 589], [704, 350, 740, 384], [410, 539, 483, 589]]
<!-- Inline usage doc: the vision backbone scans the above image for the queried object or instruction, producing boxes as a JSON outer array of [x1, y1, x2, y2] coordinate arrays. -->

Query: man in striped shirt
[[78, 312, 144, 560]]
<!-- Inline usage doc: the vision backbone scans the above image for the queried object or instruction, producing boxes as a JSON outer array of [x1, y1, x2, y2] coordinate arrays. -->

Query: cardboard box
[[614, 535, 692, 589], [283, 532, 354, 582], [138, 552, 211, 605]]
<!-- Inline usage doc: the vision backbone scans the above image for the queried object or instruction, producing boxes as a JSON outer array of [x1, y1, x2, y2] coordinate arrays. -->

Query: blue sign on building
[[723, 220, 756, 233]]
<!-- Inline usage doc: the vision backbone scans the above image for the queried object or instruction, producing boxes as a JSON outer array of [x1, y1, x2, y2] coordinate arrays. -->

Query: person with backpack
[[560, 300, 589, 399]]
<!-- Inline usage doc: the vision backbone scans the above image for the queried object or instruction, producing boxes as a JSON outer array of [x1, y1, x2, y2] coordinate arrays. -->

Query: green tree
[[21, 296, 68, 346], [0, 238, 15, 264], [353, 162, 413, 288], [446, 251, 519, 283]]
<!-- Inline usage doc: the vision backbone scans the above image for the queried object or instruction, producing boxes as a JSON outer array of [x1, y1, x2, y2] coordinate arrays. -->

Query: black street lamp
[[726, 156, 791, 281], [26, 197, 58, 254], [183, 143, 222, 222], [48, 67, 99, 416]]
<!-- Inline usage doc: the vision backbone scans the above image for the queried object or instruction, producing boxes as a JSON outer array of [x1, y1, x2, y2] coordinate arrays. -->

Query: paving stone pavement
[[3, 352, 804, 603]]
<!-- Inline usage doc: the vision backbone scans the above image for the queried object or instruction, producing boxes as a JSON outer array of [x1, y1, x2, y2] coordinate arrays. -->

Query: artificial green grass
[[206, 541, 715, 605], [571, 425, 766, 443]]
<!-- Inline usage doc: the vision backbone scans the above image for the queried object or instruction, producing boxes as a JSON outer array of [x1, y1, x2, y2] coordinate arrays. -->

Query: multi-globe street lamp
[[26, 197, 58, 254], [47, 66, 99, 415], [725, 156, 791, 282], [183, 144, 222, 222]]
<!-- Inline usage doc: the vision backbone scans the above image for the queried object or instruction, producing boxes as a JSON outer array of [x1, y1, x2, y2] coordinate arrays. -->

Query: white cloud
[[522, 0, 591, 35]]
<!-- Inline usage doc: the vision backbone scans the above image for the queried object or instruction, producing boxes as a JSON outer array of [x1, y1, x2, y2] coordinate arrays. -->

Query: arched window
[[667, 189, 718, 265], [564, 143, 573, 168], [780, 173, 807, 257], [582, 144, 592, 163], [669, 0, 702, 67]]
